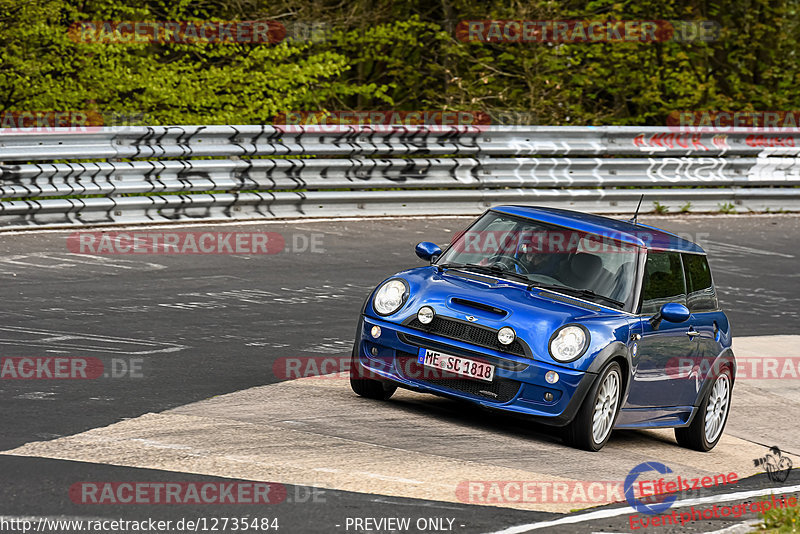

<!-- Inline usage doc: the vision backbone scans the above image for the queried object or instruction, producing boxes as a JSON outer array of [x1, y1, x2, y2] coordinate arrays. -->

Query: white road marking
[[0, 326, 185, 354], [14, 392, 57, 400], [301, 338, 351, 354], [483, 483, 800, 534], [0, 252, 166, 273], [0, 255, 70, 270], [62, 253, 166, 270], [705, 240, 794, 258]]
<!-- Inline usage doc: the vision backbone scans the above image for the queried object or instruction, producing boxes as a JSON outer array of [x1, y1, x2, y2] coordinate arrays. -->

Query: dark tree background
[[1, 0, 797, 125]]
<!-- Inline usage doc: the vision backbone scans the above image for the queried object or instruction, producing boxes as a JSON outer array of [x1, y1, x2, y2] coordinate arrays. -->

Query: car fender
[[360, 289, 376, 315], [694, 347, 737, 408], [533, 341, 631, 428], [585, 341, 634, 403]]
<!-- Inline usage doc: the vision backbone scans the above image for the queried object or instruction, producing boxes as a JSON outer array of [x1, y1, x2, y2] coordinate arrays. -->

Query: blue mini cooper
[[350, 206, 735, 451]]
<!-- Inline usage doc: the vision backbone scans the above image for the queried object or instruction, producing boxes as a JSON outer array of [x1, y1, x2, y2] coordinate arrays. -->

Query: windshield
[[436, 211, 641, 310]]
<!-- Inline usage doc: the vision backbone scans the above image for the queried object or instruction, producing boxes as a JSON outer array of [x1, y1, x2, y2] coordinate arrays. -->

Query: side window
[[640, 251, 687, 315], [682, 253, 718, 312]]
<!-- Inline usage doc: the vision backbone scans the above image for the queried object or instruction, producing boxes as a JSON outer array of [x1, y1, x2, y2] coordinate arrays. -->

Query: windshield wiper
[[438, 263, 531, 283], [533, 284, 625, 308]]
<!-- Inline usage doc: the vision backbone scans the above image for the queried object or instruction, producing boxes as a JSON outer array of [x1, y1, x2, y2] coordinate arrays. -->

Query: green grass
[[757, 496, 800, 532], [653, 201, 669, 214]]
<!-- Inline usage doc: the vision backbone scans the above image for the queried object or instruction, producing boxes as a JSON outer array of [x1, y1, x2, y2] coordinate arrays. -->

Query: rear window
[[640, 251, 687, 315], [682, 253, 718, 312]]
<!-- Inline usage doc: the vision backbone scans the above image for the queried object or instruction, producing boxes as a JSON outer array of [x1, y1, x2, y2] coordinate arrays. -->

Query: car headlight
[[549, 325, 589, 362], [373, 279, 408, 316]]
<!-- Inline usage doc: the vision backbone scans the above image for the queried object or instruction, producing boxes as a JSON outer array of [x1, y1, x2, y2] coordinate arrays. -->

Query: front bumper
[[356, 315, 597, 427]]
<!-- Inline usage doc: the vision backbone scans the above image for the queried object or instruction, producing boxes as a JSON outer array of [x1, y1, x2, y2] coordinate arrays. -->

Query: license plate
[[417, 348, 495, 382]]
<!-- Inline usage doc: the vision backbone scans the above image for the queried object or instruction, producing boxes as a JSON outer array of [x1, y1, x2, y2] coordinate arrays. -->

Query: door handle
[[686, 328, 700, 339]]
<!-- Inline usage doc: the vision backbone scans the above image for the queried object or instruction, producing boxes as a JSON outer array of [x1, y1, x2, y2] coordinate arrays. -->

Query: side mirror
[[415, 241, 441, 262], [650, 302, 690, 329]]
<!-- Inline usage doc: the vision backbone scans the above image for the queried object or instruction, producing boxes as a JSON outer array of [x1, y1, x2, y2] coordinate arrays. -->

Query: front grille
[[396, 353, 521, 403], [406, 316, 529, 357]]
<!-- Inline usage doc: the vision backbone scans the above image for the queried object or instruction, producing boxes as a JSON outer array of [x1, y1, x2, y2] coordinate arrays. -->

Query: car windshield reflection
[[436, 211, 641, 310]]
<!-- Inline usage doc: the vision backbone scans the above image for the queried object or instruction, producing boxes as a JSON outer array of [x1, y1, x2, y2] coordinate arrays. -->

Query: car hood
[[366, 266, 633, 368]]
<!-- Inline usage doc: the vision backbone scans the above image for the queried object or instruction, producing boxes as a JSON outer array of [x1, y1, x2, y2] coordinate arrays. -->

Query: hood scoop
[[448, 297, 509, 318]]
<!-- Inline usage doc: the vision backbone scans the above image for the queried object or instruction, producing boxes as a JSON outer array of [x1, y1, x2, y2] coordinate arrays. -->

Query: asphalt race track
[[0, 214, 798, 534]]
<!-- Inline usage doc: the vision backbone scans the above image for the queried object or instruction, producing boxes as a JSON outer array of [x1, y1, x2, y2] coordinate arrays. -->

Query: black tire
[[675, 367, 732, 452], [564, 362, 623, 452], [349, 345, 397, 400]]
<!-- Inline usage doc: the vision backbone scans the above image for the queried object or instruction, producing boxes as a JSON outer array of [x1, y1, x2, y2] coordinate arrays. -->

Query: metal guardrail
[[0, 125, 798, 229]]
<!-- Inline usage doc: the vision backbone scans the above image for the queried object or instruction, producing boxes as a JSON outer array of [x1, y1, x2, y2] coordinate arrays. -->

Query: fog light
[[371, 325, 381, 339], [417, 306, 435, 325], [544, 392, 554, 402], [497, 326, 516, 345], [545, 370, 559, 384], [371, 346, 379, 356]]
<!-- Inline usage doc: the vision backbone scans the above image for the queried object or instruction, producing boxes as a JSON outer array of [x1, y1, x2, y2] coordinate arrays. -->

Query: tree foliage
[[1, 0, 797, 125]]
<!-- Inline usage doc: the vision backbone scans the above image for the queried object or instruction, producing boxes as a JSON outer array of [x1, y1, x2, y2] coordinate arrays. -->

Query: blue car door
[[627, 251, 698, 409], [681, 252, 726, 401]]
